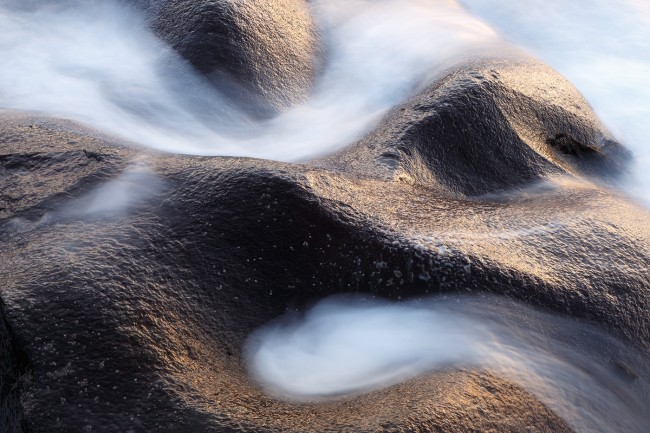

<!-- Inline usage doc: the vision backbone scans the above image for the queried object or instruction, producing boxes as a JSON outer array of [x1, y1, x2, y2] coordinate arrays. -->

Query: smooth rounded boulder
[[151, 0, 321, 118], [322, 57, 630, 196]]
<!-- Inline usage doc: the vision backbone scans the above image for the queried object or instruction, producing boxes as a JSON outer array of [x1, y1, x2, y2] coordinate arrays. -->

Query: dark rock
[[0, 298, 30, 433], [1, 58, 649, 432], [151, 0, 321, 118], [320, 57, 630, 196]]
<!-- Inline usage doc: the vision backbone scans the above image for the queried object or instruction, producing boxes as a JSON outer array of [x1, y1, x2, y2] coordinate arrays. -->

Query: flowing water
[[246, 295, 650, 433], [0, 0, 503, 159], [1, 0, 649, 431]]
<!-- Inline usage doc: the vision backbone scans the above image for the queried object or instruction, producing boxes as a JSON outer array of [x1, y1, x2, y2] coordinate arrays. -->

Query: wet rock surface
[[1, 58, 649, 432], [150, 0, 321, 118], [2, 0, 321, 119], [320, 57, 630, 196]]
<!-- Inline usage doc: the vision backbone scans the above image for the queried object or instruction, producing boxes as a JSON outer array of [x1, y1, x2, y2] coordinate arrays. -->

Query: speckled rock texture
[[1, 57, 650, 432]]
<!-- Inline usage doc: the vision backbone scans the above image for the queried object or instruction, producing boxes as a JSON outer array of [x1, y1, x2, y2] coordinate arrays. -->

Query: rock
[[1, 59, 649, 432], [151, 0, 321, 118], [0, 297, 29, 433], [1, 116, 649, 432], [320, 57, 630, 196]]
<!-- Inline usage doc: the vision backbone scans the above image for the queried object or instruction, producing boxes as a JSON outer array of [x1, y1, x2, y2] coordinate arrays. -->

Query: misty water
[[247, 295, 650, 433], [1, 1, 648, 172], [1, 0, 649, 432]]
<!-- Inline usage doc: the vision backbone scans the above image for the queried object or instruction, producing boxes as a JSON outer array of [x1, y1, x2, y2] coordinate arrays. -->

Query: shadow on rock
[[0, 58, 648, 432]]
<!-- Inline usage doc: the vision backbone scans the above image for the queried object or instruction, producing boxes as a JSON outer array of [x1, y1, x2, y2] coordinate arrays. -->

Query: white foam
[[0, 0, 501, 160], [247, 295, 650, 433], [66, 162, 164, 218], [2, 0, 648, 201]]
